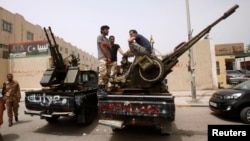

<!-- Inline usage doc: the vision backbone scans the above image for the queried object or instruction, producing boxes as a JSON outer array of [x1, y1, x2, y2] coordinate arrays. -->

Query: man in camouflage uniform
[[3, 73, 21, 127], [97, 25, 111, 95]]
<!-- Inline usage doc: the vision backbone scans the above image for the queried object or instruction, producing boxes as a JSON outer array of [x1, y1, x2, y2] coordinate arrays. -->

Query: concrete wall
[[167, 39, 218, 91], [0, 59, 8, 88], [9, 56, 50, 89]]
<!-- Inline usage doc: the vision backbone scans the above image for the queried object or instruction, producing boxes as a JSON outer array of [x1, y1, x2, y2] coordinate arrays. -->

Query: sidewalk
[[172, 90, 216, 107], [20, 90, 217, 107]]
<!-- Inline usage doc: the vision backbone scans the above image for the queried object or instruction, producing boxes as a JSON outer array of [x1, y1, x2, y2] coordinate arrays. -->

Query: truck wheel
[[240, 107, 250, 124], [45, 116, 59, 124], [112, 127, 122, 132], [160, 122, 172, 135], [78, 105, 97, 125], [84, 106, 96, 125]]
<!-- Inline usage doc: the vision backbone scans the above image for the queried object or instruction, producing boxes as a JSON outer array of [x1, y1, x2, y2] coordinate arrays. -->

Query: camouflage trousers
[[108, 61, 117, 88], [5, 96, 19, 122], [98, 58, 110, 86], [129, 42, 150, 56]]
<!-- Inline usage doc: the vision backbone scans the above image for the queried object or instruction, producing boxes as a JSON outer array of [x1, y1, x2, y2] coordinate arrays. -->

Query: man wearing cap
[[97, 25, 111, 95]]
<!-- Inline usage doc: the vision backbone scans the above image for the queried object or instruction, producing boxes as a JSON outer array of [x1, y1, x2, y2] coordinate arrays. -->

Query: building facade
[[0, 7, 98, 89], [215, 43, 245, 88]]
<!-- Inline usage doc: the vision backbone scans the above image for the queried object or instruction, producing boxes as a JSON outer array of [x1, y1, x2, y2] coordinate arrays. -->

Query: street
[[0, 101, 245, 141]]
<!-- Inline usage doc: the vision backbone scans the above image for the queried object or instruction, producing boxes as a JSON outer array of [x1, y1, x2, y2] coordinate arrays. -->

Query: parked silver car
[[236, 69, 250, 78], [226, 70, 248, 84]]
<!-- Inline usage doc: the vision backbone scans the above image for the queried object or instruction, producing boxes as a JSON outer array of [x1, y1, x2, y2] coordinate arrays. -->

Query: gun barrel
[[161, 4, 239, 75], [222, 4, 239, 19], [162, 4, 239, 64], [48, 26, 57, 46], [43, 27, 52, 46]]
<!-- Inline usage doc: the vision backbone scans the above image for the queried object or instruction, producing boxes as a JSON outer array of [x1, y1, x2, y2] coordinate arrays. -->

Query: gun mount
[[25, 27, 99, 125], [112, 4, 239, 92], [40, 27, 80, 89]]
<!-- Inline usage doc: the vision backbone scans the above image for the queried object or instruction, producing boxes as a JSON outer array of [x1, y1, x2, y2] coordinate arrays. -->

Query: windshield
[[234, 80, 250, 90]]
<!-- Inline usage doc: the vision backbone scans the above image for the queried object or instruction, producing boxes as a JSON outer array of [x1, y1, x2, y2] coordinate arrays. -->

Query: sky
[[0, 0, 250, 61]]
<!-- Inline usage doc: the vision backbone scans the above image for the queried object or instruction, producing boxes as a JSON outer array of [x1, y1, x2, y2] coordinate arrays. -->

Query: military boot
[[15, 116, 18, 122], [8, 121, 13, 127]]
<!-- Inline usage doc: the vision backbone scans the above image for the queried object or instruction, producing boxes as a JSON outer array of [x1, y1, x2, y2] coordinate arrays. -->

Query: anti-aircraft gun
[[109, 4, 239, 92], [40, 27, 80, 90], [98, 5, 239, 134], [24, 27, 98, 125]]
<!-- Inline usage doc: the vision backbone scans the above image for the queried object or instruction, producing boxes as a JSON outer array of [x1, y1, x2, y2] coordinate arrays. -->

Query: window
[[65, 48, 68, 54], [60, 47, 62, 51], [26, 31, 34, 40], [2, 50, 9, 59], [216, 61, 220, 75], [1, 20, 12, 33], [0, 44, 9, 49]]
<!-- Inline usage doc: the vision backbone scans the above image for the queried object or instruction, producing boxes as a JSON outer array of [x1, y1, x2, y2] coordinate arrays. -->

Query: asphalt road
[[0, 101, 245, 141]]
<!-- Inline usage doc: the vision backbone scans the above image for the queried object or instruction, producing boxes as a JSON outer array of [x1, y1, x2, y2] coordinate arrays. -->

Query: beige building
[[0, 7, 98, 90], [167, 39, 218, 91], [214, 43, 245, 88]]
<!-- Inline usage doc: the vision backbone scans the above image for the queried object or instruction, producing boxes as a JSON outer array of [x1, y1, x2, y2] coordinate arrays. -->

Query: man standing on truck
[[3, 73, 21, 127], [107, 35, 125, 91], [97, 25, 111, 95]]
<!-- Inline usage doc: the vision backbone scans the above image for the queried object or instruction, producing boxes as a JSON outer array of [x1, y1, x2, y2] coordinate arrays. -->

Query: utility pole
[[185, 0, 196, 100]]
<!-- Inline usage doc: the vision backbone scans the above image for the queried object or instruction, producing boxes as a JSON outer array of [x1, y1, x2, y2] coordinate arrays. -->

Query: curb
[[176, 104, 209, 107]]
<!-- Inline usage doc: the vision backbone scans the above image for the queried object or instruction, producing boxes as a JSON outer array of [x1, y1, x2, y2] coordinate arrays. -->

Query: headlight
[[223, 93, 242, 100]]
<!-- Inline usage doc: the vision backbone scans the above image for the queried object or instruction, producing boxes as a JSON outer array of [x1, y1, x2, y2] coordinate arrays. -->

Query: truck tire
[[240, 107, 250, 124], [45, 116, 59, 124], [112, 127, 122, 132], [160, 122, 172, 135], [77, 105, 97, 125], [85, 105, 97, 125]]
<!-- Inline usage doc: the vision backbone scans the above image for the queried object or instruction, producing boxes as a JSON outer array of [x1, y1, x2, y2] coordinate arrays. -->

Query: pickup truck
[[24, 27, 99, 125], [25, 70, 98, 124]]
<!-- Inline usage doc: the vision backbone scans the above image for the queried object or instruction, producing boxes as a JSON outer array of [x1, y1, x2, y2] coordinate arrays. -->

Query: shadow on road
[[33, 116, 99, 136], [209, 112, 244, 124], [0, 133, 19, 141], [108, 123, 198, 141], [14, 120, 32, 125]]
